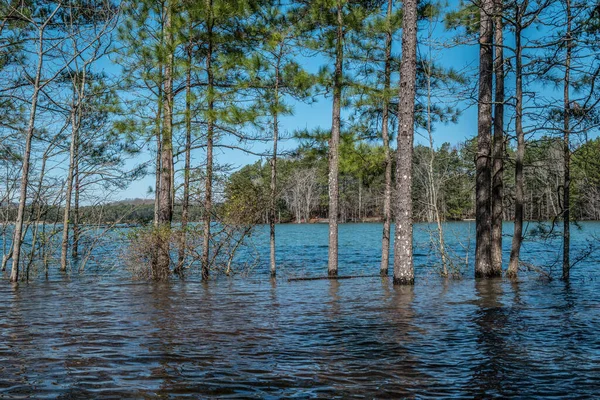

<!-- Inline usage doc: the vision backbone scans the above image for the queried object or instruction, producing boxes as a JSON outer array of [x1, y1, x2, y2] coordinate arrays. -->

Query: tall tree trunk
[[176, 46, 193, 275], [60, 100, 78, 272], [153, 11, 165, 228], [270, 54, 281, 278], [202, 0, 215, 281], [475, 0, 495, 278], [393, 0, 418, 285], [328, 0, 343, 277], [491, 0, 504, 275], [11, 26, 46, 282], [156, 0, 174, 279], [424, 7, 448, 277], [380, 0, 393, 276], [61, 72, 85, 272], [562, 0, 572, 280], [507, 8, 524, 278], [426, 73, 448, 276]]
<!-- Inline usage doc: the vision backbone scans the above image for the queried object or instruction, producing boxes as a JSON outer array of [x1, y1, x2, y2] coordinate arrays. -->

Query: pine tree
[[246, 5, 315, 277], [293, 0, 382, 276], [185, 0, 270, 279], [491, 0, 504, 276], [475, 0, 494, 278], [393, 0, 418, 285]]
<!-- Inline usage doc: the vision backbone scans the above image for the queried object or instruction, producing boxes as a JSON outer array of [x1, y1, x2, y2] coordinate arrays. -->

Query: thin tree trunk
[[153, 12, 165, 229], [426, 79, 448, 276], [11, 26, 46, 282], [491, 0, 504, 275], [154, 132, 162, 227], [60, 100, 77, 272], [507, 9, 524, 278], [72, 159, 80, 259], [26, 151, 50, 279], [393, 0, 418, 285], [176, 46, 193, 275], [562, 0, 572, 280], [61, 71, 85, 271], [156, 0, 174, 279], [380, 0, 393, 276], [270, 53, 281, 278], [202, 0, 215, 281], [358, 177, 362, 221], [328, 0, 343, 277], [475, 0, 495, 278], [424, 9, 448, 276]]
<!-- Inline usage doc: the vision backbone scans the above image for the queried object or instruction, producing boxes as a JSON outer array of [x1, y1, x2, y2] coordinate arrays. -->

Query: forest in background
[[2, 0, 600, 282]]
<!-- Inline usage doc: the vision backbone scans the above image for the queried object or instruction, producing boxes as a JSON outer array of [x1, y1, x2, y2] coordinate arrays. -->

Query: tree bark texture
[[380, 0, 393, 276], [491, 0, 504, 276], [155, 0, 174, 279], [328, 0, 343, 277], [475, 0, 495, 278], [202, 0, 215, 281], [393, 0, 418, 285], [508, 13, 524, 278]]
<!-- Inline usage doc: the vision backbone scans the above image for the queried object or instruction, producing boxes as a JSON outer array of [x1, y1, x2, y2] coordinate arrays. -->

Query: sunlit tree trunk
[[269, 54, 281, 278], [380, 9, 393, 277], [177, 46, 193, 276], [61, 70, 86, 272], [423, 5, 448, 277], [27, 149, 51, 279], [11, 20, 49, 282], [393, 0, 418, 285], [156, 0, 174, 279], [202, 0, 215, 281], [328, 0, 343, 277]]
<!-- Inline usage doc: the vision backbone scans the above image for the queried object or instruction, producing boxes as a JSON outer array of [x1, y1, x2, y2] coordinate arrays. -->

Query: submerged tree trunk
[[269, 55, 281, 278], [11, 24, 47, 282], [154, 130, 162, 227], [475, 0, 495, 278], [328, 0, 343, 277], [156, 0, 174, 279], [380, 0, 393, 276], [508, 10, 524, 278], [491, 0, 504, 275], [176, 46, 193, 276], [153, 12, 165, 229], [202, 0, 215, 281], [60, 101, 78, 272], [61, 72, 85, 272], [562, 0, 572, 281], [424, 6, 448, 277], [393, 0, 418, 285], [72, 159, 80, 259]]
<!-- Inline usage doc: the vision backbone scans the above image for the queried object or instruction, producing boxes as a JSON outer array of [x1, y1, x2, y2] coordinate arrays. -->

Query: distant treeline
[[223, 136, 600, 224], [3, 135, 599, 226], [0, 203, 205, 225]]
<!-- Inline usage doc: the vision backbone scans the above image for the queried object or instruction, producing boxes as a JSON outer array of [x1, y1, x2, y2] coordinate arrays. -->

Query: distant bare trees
[[283, 168, 321, 223]]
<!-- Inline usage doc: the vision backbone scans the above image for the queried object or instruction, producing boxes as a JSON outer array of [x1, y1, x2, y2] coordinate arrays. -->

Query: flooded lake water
[[1, 222, 599, 397]]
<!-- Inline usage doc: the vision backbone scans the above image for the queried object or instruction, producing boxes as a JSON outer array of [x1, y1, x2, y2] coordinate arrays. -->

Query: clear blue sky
[[113, 0, 575, 201]]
